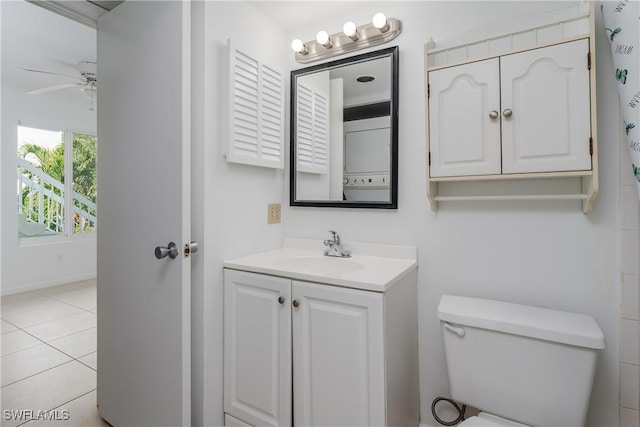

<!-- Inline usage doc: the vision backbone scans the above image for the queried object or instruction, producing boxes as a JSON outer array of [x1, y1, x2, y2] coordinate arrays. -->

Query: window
[[17, 124, 97, 238]]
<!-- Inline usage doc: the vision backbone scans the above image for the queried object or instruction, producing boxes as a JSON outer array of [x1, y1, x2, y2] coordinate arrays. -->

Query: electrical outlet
[[268, 203, 281, 224]]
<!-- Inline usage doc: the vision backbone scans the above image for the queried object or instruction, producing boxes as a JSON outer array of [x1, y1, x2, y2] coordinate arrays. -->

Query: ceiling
[[26, 0, 122, 28], [248, 2, 365, 32], [1, 1, 98, 109], [1, 0, 381, 113]]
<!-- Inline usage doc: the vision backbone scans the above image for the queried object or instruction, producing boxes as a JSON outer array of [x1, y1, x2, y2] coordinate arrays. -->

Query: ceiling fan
[[22, 61, 97, 108]]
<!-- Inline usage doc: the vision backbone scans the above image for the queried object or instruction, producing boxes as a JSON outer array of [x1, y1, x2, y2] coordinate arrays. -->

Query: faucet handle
[[328, 230, 339, 244]]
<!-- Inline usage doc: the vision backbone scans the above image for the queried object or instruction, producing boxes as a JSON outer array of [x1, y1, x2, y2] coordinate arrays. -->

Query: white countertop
[[223, 238, 418, 292]]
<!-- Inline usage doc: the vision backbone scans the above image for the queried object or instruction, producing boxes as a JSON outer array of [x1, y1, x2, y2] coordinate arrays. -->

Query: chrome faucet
[[323, 230, 351, 258]]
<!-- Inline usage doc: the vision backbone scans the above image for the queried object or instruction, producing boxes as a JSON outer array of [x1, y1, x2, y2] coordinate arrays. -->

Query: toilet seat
[[459, 412, 530, 427]]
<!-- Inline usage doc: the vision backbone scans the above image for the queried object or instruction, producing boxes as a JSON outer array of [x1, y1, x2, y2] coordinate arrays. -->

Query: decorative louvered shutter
[[227, 40, 285, 168], [295, 83, 329, 174]]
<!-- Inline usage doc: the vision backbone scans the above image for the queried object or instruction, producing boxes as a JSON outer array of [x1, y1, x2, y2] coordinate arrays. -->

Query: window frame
[[16, 121, 97, 245]]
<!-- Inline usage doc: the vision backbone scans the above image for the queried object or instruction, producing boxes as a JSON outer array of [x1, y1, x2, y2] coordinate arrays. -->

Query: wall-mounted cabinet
[[425, 2, 598, 213], [226, 40, 285, 169], [223, 268, 418, 427]]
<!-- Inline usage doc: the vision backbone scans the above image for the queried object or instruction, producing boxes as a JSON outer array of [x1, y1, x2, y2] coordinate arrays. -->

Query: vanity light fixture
[[316, 30, 333, 49], [291, 38, 309, 55], [372, 12, 390, 33], [343, 21, 359, 41], [291, 13, 401, 63]]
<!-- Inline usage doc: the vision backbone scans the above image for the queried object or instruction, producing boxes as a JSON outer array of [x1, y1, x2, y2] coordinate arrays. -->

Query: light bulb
[[316, 30, 332, 48], [343, 21, 358, 40], [372, 12, 390, 32], [291, 39, 308, 55]]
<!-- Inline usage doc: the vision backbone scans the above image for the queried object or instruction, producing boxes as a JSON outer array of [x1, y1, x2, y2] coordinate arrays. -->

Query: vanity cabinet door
[[291, 280, 386, 426], [500, 39, 591, 174], [428, 58, 502, 177], [223, 270, 291, 427]]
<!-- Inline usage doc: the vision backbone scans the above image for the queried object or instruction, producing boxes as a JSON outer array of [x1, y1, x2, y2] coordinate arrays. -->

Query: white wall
[[1, 86, 97, 295], [283, 2, 620, 426], [191, 2, 287, 425]]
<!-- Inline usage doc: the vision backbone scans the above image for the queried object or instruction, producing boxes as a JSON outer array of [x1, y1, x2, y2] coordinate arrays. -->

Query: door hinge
[[587, 52, 591, 70], [589, 137, 593, 155], [427, 83, 430, 98], [428, 151, 431, 166]]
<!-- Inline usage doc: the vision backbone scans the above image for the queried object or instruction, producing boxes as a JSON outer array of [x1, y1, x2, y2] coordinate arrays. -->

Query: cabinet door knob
[[489, 110, 499, 119], [292, 299, 300, 308], [278, 296, 285, 304], [502, 108, 513, 118]]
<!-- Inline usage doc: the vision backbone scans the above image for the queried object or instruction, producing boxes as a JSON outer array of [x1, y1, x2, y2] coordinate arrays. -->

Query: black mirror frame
[[289, 46, 399, 209]]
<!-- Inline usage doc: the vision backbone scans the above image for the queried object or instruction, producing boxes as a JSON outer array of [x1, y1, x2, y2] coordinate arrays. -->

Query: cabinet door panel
[[501, 39, 591, 173], [429, 58, 501, 177], [224, 270, 291, 427], [225, 413, 253, 427], [292, 281, 385, 426]]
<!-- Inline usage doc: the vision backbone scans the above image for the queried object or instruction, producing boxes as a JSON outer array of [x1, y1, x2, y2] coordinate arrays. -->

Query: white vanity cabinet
[[429, 39, 592, 178], [223, 270, 291, 427], [223, 267, 418, 427]]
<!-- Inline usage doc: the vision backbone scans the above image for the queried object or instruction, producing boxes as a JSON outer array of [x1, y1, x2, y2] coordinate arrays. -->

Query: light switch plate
[[268, 203, 281, 224]]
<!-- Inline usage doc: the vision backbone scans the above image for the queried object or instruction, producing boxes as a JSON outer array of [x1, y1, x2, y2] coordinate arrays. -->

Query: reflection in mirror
[[290, 46, 398, 208]]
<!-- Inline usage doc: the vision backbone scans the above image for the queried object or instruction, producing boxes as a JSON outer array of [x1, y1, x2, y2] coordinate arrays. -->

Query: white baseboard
[[1, 273, 97, 296]]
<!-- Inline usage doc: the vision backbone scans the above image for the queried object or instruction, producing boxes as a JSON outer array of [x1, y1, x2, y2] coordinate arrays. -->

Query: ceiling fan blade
[[26, 83, 84, 95], [19, 67, 83, 81]]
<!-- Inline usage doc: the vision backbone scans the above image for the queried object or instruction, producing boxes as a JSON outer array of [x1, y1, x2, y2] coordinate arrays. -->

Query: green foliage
[[73, 133, 97, 203], [17, 133, 97, 233]]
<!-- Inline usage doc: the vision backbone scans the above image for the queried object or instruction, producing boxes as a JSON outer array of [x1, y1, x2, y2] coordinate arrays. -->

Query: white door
[[223, 270, 292, 427], [96, 2, 192, 426], [500, 39, 591, 173], [292, 281, 385, 427], [428, 58, 501, 177]]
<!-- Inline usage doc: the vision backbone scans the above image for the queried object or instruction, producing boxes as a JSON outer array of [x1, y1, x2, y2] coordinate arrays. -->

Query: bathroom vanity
[[222, 238, 419, 427]]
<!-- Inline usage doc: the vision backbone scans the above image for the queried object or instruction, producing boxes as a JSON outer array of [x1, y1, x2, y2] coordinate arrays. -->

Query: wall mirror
[[290, 46, 399, 208]]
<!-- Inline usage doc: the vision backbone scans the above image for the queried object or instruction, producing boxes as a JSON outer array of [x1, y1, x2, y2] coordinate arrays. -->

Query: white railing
[[17, 157, 97, 234]]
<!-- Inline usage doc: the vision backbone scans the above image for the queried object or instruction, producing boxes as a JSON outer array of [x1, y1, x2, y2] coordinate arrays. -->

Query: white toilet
[[437, 295, 605, 427]]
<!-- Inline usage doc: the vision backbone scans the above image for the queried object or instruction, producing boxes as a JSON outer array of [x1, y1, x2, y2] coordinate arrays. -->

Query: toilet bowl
[[438, 295, 605, 427]]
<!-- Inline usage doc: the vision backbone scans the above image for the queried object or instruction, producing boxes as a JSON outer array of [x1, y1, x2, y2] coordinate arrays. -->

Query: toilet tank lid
[[437, 295, 605, 349]]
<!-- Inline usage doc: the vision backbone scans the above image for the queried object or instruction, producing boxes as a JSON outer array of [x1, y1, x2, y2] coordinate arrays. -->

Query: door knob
[[278, 296, 285, 304], [502, 108, 513, 118], [155, 242, 178, 259], [489, 110, 499, 119], [292, 300, 300, 308]]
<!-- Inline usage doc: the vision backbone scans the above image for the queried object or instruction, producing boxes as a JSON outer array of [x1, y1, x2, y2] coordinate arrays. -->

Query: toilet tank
[[438, 295, 605, 427]]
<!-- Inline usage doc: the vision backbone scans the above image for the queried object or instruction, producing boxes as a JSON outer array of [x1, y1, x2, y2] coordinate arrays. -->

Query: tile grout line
[[2, 317, 97, 385], [14, 388, 99, 427], [2, 281, 100, 426], [1, 360, 77, 389], [2, 295, 96, 336]]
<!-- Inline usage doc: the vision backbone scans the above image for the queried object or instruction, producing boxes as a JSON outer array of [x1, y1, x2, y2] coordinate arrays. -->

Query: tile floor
[[1, 279, 110, 427]]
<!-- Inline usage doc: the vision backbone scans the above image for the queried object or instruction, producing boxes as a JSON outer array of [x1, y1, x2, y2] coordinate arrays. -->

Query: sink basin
[[223, 238, 417, 292], [276, 255, 365, 275]]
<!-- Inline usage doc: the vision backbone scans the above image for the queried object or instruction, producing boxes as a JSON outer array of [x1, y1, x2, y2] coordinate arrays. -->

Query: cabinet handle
[[489, 110, 499, 119], [292, 300, 300, 308], [502, 108, 513, 118], [278, 296, 285, 304]]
